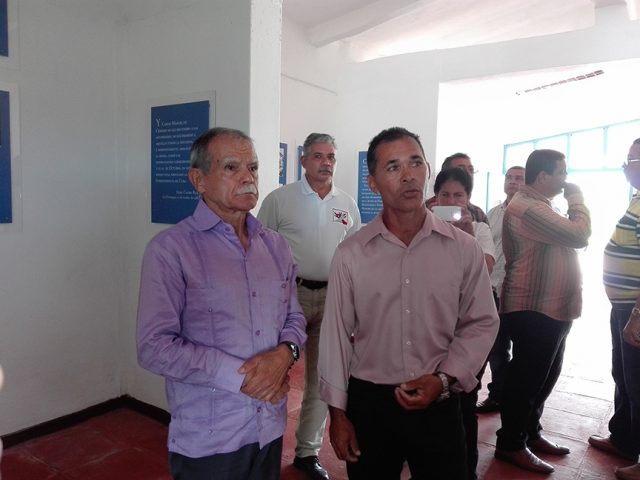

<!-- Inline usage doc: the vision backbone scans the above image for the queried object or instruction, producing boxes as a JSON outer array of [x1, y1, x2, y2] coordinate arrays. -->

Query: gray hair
[[303, 133, 337, 156], [190, 127, 253, 174]]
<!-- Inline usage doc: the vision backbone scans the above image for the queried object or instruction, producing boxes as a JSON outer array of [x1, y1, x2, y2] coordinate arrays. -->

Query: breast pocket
[[258, 280, 289, 337], [183, 285, 243, 346]]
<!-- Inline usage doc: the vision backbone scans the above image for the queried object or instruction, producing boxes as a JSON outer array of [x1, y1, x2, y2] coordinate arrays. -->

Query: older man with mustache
[[259, 133, 361, 480], [137, 127, 307, 480]]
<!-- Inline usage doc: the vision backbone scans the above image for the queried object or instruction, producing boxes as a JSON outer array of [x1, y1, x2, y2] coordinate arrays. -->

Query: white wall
[[0, 1, 120, 434], [332, 4, 640, 207], [278, 18, 346, 190], [119, 0, 284, 409], [0, 0, 282, 434]]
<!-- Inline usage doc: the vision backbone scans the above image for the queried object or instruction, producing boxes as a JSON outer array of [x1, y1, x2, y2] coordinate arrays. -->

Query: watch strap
[[435, 372, 450, 402]]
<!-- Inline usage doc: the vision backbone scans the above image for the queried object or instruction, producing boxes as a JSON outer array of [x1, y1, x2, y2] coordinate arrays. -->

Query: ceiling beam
[[591, 0, 639, 19], [624, 0, 640, 18], [307, 0, 434, 47]]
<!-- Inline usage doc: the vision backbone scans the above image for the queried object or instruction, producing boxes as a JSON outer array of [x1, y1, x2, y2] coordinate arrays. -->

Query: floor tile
[[82, 409, 167, 447], [20, 425, 123, 472], [62, 447, 171, 480], [0, 447, 64, 480]]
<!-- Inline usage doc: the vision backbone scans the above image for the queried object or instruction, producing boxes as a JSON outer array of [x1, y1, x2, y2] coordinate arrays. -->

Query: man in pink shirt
[[318, 127, 499, 480]]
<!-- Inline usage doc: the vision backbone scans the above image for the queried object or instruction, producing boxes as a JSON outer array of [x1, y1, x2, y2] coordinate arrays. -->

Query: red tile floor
[[1, 303, 634, 479]]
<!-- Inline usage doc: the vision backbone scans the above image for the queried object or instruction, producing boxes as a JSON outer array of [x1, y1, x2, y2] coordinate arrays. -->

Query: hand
[[394, 373, 443, 410], [452, 206, 474, 236], [238, 345, 291, 402], [328, 407, 361, 463], [623, 314, 640, 348], [563, 182, 582, 198], [268, 374, 290, 404]]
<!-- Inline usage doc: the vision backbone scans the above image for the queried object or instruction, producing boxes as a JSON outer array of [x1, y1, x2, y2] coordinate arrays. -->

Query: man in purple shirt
[[137, 127, 307, 480]]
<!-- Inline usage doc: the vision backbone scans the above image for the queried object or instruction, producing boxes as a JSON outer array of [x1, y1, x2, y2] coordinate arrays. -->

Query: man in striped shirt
[[589, 138, 640, 479], [495, 149, 591, 474]]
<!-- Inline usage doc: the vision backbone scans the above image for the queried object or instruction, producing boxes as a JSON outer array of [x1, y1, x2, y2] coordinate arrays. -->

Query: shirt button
[[208, 307, 212, 312], [255, 330, 261, 336], [171, 438, 176, 443], [405, 309, 411, 314], [404, 278, 410, 284], [208, 429, 213, 434], [406, 340, 412, 346], [252, 292, 257, 297], [409, 372, 415, 378], [257, 406, 262, 413], [281, 283, 286, 288]]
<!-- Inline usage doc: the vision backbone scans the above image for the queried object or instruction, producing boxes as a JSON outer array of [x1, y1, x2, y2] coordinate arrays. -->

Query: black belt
[[296, 277, 328, 290]]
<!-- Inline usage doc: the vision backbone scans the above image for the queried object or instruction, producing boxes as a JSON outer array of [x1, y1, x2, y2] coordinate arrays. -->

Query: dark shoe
[[588, 434, 638, 461], [495, 447, 554, 474], [476, 397, 500, 413], [528, 436, 570, 455], [615, 463, 640, 480], [293, 455, 330, 480]]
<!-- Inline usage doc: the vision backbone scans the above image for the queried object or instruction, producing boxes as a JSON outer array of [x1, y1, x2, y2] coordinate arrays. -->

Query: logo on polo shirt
[[332, 208, 348, 226]]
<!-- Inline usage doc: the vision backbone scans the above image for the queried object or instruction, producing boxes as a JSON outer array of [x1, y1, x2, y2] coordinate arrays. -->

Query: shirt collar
[[359, 209, 455, 246], [301, 174, 336, 198], [191, 198, 261, 237]]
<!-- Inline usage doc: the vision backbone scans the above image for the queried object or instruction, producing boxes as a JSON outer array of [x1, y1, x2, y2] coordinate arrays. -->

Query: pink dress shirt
[[318, 211, 499, 410]]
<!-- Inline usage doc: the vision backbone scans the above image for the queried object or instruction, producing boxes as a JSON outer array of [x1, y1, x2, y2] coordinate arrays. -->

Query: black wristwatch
[[281, 341, 300, 364]]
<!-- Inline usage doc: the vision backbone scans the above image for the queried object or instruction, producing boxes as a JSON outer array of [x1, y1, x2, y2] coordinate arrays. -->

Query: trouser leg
[[295, 285, 328, 458]]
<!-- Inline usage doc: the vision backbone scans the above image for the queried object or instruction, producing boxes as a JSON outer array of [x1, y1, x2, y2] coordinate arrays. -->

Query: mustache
[[237, 185, 258, 195], [319, 168, 333, 174]]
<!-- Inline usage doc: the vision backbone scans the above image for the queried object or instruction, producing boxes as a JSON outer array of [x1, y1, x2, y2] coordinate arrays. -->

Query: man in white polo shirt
[[258, 133, 361, 480]]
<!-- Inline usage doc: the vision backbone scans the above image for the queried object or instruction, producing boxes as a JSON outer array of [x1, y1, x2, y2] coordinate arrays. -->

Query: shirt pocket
[[258, 279, 289, 338], [183, 285, 241, 346]]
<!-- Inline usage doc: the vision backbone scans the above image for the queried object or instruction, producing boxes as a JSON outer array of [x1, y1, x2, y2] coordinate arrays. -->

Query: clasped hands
[[329, 373, 444, 463], [238, 344, 292, 404]]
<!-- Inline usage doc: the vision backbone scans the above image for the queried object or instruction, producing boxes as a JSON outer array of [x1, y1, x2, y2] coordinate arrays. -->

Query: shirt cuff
[[319, 378, 348, 410]]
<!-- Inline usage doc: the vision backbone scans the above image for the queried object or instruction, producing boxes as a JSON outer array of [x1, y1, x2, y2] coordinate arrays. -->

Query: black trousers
[[609, 306, 640, 456], [496, 311, 572, 451], [460, 384, 480, 480], [346, 376, 467, 480], [168, 437, 283, 480]]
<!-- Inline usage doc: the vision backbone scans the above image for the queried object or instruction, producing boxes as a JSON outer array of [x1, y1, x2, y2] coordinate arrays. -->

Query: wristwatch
[[631, 307, 640, 317], [281, 341, 300, 364], [435, 372, 450, 402]]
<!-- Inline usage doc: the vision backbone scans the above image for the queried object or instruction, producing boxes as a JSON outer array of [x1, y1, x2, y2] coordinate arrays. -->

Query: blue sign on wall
[[0, 0, 7, 57], [297, 145, 304, 181], [151, 100, 209, 224], [279, 143, 287, 185], [357, 151, 383, 223], [0, 90, 11, 223]]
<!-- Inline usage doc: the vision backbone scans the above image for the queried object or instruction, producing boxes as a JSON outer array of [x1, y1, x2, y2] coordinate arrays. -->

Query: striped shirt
[[603, 196, 640, 306], [500, 185, 591, 321]]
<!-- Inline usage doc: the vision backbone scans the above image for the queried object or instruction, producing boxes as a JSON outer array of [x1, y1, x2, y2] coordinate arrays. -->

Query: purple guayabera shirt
[[137, 200, 307, 458]]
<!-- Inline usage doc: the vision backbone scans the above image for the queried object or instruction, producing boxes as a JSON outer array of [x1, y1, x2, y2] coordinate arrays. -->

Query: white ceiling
[[48, 0, 639, 62], [284, 0, 639, 61]]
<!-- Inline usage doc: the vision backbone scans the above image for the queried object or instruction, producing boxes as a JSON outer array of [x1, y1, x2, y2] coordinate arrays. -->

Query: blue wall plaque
[[0, 90, 11, 223], [151, 100, 209, 224], [357, 151, 382, 223], [279, 142, 287, 185]]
